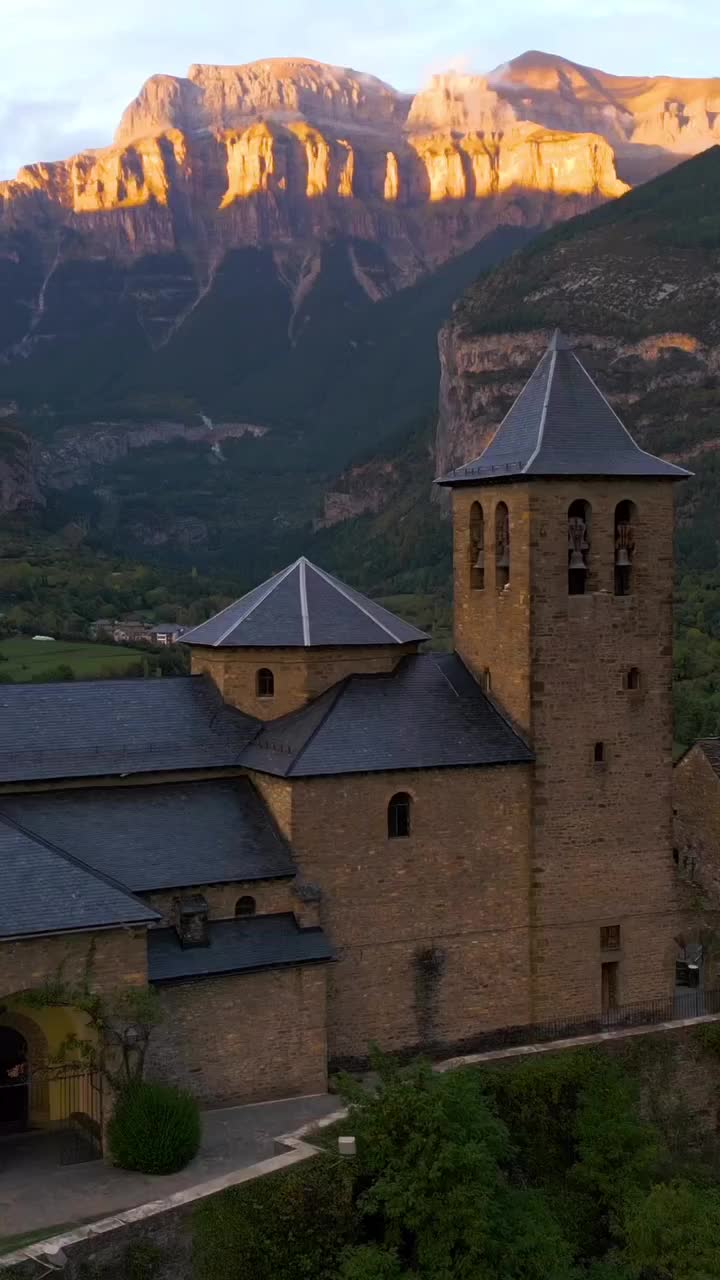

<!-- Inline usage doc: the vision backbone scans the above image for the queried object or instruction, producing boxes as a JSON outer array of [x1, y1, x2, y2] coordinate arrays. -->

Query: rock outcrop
[[435, 148, 720, 485], [0, 423, 43, 512], [489, 51, 720, 181], [0, 56, 632, 401]]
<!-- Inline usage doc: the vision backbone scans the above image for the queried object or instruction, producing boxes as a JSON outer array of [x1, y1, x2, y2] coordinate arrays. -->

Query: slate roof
[[0, 779, 294, 893], [437, 331, 691, 485], [0, 675, 258, 784], [0, 815, 158, 940], [241, 652, 532, 778], [180, 557, 428, 648], [148, 915, 334, 984]]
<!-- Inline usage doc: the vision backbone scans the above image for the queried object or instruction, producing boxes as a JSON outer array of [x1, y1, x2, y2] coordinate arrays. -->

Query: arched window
[[495, 502, 510, 590], [235, 896, 256, 917], [388, 792, 411, 839], [469, 502, 485, 590], [256, 668, 274, 699], [568, 499, 591, 595], [614, 500, 636, 596]]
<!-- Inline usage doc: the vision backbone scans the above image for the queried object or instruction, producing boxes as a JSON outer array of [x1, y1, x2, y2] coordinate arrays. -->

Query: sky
[[0, 0, 717, 179]]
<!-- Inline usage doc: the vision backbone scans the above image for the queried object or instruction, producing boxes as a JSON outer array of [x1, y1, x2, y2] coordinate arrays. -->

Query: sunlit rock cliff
[[489, 51, 720, 182], [0, 54, 714, 552]]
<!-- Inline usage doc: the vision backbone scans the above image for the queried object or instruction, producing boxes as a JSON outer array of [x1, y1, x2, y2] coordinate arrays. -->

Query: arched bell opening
[[614, 500, 636, 596], [495, 502, 510, 591], [568, 499, 591, 595], [469, 502, 485, 590]]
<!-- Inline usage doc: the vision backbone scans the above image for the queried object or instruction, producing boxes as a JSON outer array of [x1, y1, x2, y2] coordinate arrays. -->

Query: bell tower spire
[[437, 333, 690, 1020]]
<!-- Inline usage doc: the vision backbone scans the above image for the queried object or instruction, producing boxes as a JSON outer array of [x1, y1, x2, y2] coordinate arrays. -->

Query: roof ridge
[[0, 811, 158, 920], [463, 345, 552, 474], [214, 561, 299, 645], [286, 680, 348, 776], [429, 652, 462, 698], [299, 557, 311, 646], [449, 652, 533, 753], [522, 345, 557, 473], [309, 562, 407, 643]]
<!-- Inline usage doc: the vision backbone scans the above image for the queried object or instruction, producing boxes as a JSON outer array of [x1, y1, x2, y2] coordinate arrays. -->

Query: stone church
[[0, 332, 706, 1131]]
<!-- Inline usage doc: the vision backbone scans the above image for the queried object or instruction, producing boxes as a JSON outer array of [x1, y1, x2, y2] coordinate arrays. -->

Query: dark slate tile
[[182, 558, 428, 650], [0, 778, 294, 893], [148, 914, 334, 983], [437, 333, 690, 484], [0, 816, 156, 939], [0, 676, 257, 784], [241, 653, 532, 778]]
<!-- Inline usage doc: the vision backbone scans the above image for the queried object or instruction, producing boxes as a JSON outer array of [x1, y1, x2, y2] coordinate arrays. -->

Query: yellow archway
[[1, 998, 97, 1129]]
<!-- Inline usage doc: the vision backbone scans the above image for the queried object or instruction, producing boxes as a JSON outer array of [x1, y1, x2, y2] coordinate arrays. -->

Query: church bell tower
[[437, 332, 690, 1020]]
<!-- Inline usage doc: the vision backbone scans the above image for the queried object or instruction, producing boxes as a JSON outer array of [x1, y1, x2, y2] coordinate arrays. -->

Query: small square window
[[623, 668, 641, 691], [600, 925, 621, 951]]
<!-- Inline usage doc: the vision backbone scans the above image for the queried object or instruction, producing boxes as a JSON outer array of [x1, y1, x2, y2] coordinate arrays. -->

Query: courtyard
[[0, 1092, 337, 1243]]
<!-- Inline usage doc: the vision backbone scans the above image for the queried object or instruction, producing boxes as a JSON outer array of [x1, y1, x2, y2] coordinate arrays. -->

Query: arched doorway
[[0, 1026, 28, 1134]]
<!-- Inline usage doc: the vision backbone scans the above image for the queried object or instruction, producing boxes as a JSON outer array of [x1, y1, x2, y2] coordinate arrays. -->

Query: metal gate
[[29, 1062, 104, 1164]]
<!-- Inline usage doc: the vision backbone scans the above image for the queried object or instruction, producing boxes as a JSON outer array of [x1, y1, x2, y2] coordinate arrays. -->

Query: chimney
[[173, 894, 210, 948]]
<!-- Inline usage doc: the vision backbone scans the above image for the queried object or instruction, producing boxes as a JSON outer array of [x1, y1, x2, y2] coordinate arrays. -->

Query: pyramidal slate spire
[[437, 332, 691, 485], [181, 557, 429, 648]]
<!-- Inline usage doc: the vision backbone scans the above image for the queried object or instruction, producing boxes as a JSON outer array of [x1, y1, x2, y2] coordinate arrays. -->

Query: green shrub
[[192, 1155, 355, 1280], [108, 1082, 201, 1175]]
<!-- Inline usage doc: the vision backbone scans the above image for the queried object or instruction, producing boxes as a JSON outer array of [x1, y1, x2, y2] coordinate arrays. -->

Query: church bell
[[569, 549, 586, 571], [615, 546, 631, 568]]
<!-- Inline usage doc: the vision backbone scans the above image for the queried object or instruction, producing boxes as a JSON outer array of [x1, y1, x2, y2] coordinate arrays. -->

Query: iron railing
[[331, 989, 720, 1074], [445, 988, 720, 1059]]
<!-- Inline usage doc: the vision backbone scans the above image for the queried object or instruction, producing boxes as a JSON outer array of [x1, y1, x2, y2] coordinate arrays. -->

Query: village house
[[0, 333, 710, 1144], [91, 619, 186, 646]]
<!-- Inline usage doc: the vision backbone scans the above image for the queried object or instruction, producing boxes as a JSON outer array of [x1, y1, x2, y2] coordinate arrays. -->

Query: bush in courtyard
[[108, 1081, 201, 1175], [192, 1155, 355, 1280]]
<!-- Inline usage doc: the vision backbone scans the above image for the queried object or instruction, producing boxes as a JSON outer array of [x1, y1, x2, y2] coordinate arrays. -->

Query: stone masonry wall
[[147, 965, 328, 1104], [264, 763, 533, 1067], [674, 746, 720, 896], [190, 644, 413, 719], [0, 928, 148, 1000], [527, 480, 679, 1017], [143, 879, 296, 926], [453, 485, 532, 733], [453, 477, 681, 1022]]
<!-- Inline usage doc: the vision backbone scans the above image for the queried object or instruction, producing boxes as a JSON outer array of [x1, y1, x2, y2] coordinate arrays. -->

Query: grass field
[[0, 638, 145, 683]]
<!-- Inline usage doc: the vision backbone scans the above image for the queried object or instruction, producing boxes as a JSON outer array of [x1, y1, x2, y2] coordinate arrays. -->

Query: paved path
[[0, 1093, 337, 1241]]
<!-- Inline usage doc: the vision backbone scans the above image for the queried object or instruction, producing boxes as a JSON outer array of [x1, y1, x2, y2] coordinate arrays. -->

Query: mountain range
[[1, 51, 720, 580]]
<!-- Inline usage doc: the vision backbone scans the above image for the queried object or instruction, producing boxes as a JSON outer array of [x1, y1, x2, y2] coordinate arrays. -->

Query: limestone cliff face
[[0, 57, 627, 271], [115, 59, 407, 144], [0, 60, 631, 390], [0, 424, 43, 512], [490, 51, 720, 181], [315, 460, 401, 529]]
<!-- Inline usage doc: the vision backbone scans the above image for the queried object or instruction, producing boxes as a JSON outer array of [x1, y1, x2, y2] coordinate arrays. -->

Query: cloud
[[0, 101, 107, 177]]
